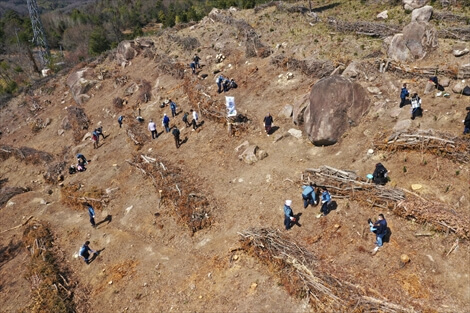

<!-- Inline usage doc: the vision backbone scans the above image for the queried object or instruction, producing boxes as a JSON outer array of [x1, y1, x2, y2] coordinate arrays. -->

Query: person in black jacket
[[463, 107, 470, 135], [368, 214, 388, 253], [372, 163, 388, 185]]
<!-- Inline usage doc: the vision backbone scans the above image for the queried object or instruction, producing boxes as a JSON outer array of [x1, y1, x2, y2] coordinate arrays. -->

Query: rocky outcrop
[[403, 0, 429, 10], [304, 76, 370, 146], [66, 67, 96, 105], [292, 94, 309, 126], [458, 63, 470, 79], [388, 21, 438, 62], [411, 5, 433, 22]]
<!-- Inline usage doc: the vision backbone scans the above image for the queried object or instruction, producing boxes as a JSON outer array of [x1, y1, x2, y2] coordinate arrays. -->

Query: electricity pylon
[[27, 0, 50, 68]]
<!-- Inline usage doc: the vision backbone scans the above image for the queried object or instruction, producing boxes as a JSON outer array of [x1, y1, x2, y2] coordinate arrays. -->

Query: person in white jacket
[[148, 119, 157, 139], [191, 109, 199, 131]]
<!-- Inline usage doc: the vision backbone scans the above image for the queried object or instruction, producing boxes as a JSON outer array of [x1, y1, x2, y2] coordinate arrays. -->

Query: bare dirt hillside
[[1, 1, 469, 312]]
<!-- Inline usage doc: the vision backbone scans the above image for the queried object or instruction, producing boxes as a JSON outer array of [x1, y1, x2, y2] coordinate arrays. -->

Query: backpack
[[463, 86, 470, 96]]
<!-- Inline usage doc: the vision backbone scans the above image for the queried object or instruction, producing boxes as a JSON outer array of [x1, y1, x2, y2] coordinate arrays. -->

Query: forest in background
[[0, 0, 275, 96]]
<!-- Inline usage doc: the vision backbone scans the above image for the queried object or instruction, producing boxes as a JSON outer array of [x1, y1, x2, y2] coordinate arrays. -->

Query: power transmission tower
[[27, 0, 50, 68]]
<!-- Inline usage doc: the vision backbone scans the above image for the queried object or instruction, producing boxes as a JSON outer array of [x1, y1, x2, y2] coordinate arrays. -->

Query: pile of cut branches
[[154, 53, 185, 79], [60, 183, 108, 211], [239, 228, 415, 312], [373, 130, 470, 163], [182, 76, 225, 123], [126, 154, 213, 232], [303, 166, 405, 209], [327, 17, 400, 38], [67, 106, 89, 143], [395, 199, 469, 239], [20, 221, 79, 313], [0, 145, 54, 165], [126, 119, 149, 149], [303, 166, 468, 238]]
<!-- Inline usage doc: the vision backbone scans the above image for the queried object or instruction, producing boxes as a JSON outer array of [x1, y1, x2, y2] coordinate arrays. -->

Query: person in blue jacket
[[318, 188, 331, 217], [399, 83, 409, 108], [162, 114, 170, 133], [169, 100, 177, 117], [85, 203, 96, 228], [283, 200, 295, 230], [79, 241, 96, 264], [118, 115, 124, 128], [301, 183, 317, 208], [368, 214, 388, 253]]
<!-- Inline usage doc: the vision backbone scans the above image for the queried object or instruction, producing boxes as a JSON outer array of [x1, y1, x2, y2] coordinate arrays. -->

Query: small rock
[[198, 295, 203, 299], [235, 140, 250, 152], [232, 255, 239, 261], [367, 149, 374, 155], [440, 77, 450, 87], [287, 128, 302, 139], [108, 281, 113, 285], [250, 282, 258, 291], [400, 254, 410, 264], [279, 105, 293, 118], [376, 10, 388, 19], [411, 184, 422, 190], [452, 80, 466, 94], [58, 129, 65, 136], [367, 87, 381, 95], [256, 149, 268, 160], [286, 72, 294, 80], [452, 45, 469, 57]]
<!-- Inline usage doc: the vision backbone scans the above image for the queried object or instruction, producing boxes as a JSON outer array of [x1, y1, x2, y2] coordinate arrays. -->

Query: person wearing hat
[[283, 200, 296, 230], [162, 113, 170, 133], [463, 107, 470, 135]]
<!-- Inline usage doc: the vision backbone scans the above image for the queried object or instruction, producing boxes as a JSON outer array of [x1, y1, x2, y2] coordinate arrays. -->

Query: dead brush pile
[[127, 154, 213, 233], [239, 228, 415, 312], [395, 199, 469, 239], [0, 145, 54, 165], [60, 183, 108, 211], [126, 119, 149, 149], [20, 221, 76, 313], [303, 166, 469, 238], [44, 161, 67, 184], [154, 53, 185, 79], [67, 106, 89, 143], [373, 131, 470, 163], [183, 76, 225, 123]]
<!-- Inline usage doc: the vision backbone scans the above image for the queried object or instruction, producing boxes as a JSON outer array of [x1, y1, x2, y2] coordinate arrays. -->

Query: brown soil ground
[[1, 1, 469, 312]]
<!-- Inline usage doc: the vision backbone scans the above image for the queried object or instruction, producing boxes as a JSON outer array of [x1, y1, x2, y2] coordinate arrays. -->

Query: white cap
[[285, 200, 292, 206]]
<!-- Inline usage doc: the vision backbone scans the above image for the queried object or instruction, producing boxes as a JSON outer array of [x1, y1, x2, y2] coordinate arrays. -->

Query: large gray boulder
[[411, 5, 433, 22], [66, 67, 96, 105], [388, 22, 438, 62], [116, 40, 140, 61], [304, 76, 370, 146], [403, 0, 429, 10], [293, 94, 309, 126]]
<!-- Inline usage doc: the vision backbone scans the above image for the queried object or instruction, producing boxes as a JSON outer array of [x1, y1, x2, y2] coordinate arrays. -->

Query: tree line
[[0, 0, 274, 95]]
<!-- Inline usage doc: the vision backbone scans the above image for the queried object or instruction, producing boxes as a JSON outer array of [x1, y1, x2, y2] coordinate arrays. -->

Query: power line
[[27, 0, 50, 68]]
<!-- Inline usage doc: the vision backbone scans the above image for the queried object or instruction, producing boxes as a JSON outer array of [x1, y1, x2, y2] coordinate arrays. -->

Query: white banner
[[225, 96, 237, 117]]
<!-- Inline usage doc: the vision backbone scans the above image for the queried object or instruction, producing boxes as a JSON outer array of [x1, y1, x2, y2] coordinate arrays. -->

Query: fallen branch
[[0, 215, 34, 234]]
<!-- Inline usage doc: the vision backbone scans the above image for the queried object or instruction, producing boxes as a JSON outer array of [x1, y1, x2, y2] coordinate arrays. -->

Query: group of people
[[215, 74, 238, 93], [400, 83, 423, 120]]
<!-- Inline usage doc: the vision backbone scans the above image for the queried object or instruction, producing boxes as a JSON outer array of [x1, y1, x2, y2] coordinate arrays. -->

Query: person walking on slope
[[368, 214, 388, 254], [463, 107, 470, 135], [172, 127, 181, 148], [283, 200, 296, 230], [182, 112, 191, 127], [148, 119, 157, 139], [263, 113, 273, 136], [302, 183, 317, 208], [79, 241, 97, 264], [191, 109, 199, 131], [317, 188, 331, 218], [169, 100, 177, 117], [118, 115, 124, 128], [410, 93, 422, 120], [162, 114, 170, 133], [399, 83, 409, 108], [94, 126, 105, 140], [85, 203, 96, 228], [216, 74, 225, 93], [91, 129, 99, 149], [193, 54, 201, 69]]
